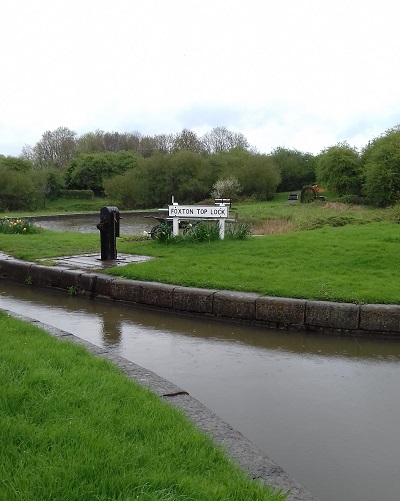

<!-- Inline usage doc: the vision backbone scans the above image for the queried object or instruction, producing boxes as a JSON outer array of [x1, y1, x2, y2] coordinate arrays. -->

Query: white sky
[[1, 0, 400, 156]]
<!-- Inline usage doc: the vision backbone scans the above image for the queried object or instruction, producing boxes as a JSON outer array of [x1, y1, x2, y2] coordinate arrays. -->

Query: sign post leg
[[173, 217, 179, 236], [219, 218, 225, 240]]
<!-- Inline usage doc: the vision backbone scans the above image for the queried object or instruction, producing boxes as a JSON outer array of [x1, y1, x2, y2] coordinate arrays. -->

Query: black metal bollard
[[96, 206, 120, 260]]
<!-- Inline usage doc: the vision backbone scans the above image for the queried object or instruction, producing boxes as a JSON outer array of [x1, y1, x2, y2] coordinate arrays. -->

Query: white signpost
[[168, 203, 229, 239]]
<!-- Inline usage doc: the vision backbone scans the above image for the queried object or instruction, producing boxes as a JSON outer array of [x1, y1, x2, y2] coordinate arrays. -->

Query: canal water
[[32, 212, 158, 234], [1, 280, 400, 501]]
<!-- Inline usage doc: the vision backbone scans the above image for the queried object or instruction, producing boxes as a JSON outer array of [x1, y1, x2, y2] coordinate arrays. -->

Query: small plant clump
[[226, 222, 252, 240], [0, 217, 41, 234], [184, 221, 221, 242], [153, 221, 252, 244]]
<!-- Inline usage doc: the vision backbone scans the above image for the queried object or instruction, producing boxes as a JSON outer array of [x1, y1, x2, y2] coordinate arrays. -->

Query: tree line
[[0, 124, 399, 211]]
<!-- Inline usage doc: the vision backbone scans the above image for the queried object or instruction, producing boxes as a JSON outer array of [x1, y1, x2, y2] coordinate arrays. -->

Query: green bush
[[0, 168, 38, 211], [387, 202, 400, 223], [339, 194, 367, 205], [362, 126, 400, 207], [59, 189, 94, 199], [316, 142, 363, 196]]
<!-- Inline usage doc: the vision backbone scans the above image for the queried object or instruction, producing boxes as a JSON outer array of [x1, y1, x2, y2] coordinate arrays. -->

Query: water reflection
[[1, 280, 400, 501]]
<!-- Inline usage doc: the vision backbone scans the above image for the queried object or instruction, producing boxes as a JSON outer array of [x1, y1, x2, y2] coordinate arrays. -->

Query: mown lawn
[[111, 221, 400, 304], [1, 221, 399, 304]]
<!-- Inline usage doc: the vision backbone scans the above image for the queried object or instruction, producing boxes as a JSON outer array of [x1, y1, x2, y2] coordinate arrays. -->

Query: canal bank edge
[[1, 308, 319, 501], [0, 255, 400, 337]]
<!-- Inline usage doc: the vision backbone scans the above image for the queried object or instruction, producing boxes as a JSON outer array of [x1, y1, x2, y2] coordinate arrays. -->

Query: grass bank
[[1, 196, 399, 304], [1, 221, 400, 304], [0, 311, 285, 501]]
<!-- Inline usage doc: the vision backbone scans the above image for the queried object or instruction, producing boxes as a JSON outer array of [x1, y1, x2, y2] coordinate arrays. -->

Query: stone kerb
[[29, 264, 64, 288], [140, 281, 175, 308], [3, 255, 400, 337], [256, 296, 306, 329], [0, 259, 32, 285], [360, 304, 400, 333], [173, 286, 215, 314], [110, 278, 142, 303], [213, 290, 260, 320], [305, 300, 360, 330]]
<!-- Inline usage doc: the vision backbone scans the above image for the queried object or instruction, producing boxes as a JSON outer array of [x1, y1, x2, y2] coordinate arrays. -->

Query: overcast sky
[[1, 0, 399, 156]]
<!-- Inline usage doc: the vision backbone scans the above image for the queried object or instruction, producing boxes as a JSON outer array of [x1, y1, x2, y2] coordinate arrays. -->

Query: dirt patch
[[251, 218, 294, 235], [323, 202, 364, 211]]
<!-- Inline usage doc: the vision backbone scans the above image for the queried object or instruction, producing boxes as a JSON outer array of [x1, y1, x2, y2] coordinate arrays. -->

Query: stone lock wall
[[1, 257, 400, 337]]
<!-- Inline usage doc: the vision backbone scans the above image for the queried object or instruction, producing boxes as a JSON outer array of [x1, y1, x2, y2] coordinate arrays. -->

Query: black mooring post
[[96, 206, 120, 260]]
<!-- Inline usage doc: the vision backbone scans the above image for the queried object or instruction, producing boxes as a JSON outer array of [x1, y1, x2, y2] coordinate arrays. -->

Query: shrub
[[225, 222, 252, 239], [59, 189, 94, 199], [339, 194, 367, 205], [0, 168, 38, 211], [211, 177, 242, 201], [183, 221, 221, 242], [151, 221, 174, 243], [387, 202, 400, 223]]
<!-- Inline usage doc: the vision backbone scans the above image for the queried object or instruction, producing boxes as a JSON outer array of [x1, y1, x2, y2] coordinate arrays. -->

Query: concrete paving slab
[[38, 253, 154, 271]]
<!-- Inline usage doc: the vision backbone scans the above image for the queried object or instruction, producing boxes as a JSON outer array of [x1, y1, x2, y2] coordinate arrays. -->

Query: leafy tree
[[29, 126, 77, 168], [271, 147, 316, 191], [237, 153, 281, 200], [316, 142, 362, 196], [105, 155, 169, 209], [138, 135, 159, 158], [201, 127, 250, 153], [172, 129, 204, 154], [76, 130, 105, 153], [165, 150, 210, 203], [211, 177, 242, 201], [363, 126, 400, 206], [0, 167, 37, 211], [76, 130, 142, 154], [65, 151, 140, 194], [0, 155, 34, 172], [153, 133, 174, 154]]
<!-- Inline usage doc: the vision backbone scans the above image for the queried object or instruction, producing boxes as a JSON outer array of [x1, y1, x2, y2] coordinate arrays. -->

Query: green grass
[[1, 195, 400, 304], [112, 221, 400, 304], [1, 222, 400, 304], [236, 195, 386, 232], [0, 311, 285, 501], [0, 231, 99, 260]]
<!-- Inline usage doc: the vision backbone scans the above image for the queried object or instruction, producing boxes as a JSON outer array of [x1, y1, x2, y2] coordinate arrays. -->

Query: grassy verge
[[0, 311, 285, 501], [1, 196, 399, 304], [113, 221, 400, 304], [1, 221, 400, 304]]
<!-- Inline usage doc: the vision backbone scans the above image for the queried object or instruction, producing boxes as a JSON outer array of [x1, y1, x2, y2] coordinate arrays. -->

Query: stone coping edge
[[0, 256, 399, 338], [2, 308, 319, 501]]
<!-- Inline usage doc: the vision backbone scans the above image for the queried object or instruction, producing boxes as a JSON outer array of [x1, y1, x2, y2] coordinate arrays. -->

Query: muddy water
[[2, 280, 400, 501]]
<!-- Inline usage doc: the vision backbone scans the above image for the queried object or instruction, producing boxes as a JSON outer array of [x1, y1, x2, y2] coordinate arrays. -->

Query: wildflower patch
[[0, 217, 41, 234]]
